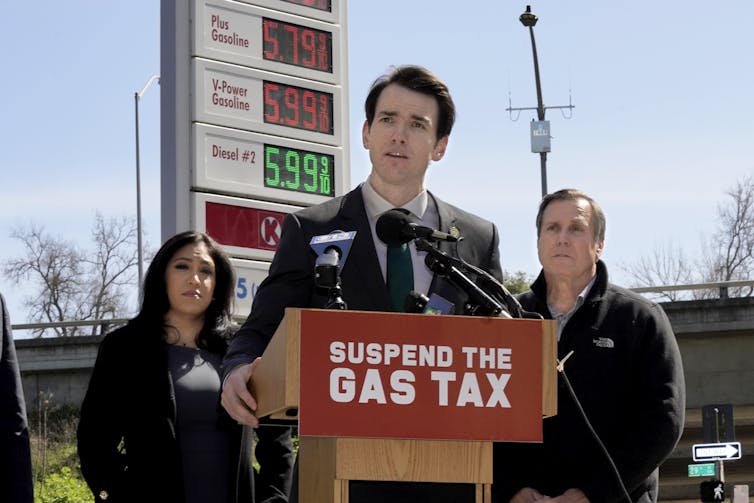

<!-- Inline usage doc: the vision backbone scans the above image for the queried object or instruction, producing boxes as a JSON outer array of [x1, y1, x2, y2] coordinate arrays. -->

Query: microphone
[[376, 209, 459, 245], [452, 259, 540, 319], [413, 239, 506, 317], [314, 247, 340, 289], [404, 290, 455, 315], [310, 230, 356, 269], [423, 251, 509, 318], [310, 230, 356, 310], [404, 291, 429, 313]]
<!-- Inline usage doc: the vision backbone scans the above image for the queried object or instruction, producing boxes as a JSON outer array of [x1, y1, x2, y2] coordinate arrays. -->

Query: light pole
[[519, 6, 548, 197], [135, 74, 160, 300], [506, 6, 574, 199]]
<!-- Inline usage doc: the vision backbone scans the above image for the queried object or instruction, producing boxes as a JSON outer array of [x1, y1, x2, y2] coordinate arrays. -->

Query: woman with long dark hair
[[78, 231, 253, 503]]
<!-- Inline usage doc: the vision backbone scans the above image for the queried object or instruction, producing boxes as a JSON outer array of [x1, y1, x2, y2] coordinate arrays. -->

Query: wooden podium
[[253, 308, 557, 503]]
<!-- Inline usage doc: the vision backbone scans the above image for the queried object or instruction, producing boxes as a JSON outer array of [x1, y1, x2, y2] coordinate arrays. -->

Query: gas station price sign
[[263, 80, 333, 134], [196, 0, 343, 84], [264, 143, 334, 196], [263, 17, 331, 72], [281, 0, 331, 12], [162, 0, 348, 240], [193, 123, 344, 206], [194, 59, 342, 146], [246, 0, 341, 23]]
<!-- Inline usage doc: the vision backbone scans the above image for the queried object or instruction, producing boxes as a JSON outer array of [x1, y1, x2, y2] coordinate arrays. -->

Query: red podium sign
[[298, 310, 544, 442]]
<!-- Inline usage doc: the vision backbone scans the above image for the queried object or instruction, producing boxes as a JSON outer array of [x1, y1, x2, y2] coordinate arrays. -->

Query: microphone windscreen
[[376, 208, 412, 245], [404, 290, 429, 313], [315, 247, 340, 267]]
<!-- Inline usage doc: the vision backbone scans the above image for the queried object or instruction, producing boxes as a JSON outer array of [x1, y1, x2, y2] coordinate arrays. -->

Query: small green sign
[[688, 463, 716, 477]]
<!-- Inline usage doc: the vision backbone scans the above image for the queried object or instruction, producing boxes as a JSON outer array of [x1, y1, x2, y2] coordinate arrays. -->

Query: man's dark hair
[[364, 65, 455, 140]]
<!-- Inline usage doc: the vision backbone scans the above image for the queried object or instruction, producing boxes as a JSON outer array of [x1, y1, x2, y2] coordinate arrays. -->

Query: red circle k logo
[[260, 216, 282, 247]]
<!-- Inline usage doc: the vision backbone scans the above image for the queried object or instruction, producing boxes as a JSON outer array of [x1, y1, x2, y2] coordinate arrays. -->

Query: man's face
[[537, 198, 603, 283], [362, 83, 448, 195]]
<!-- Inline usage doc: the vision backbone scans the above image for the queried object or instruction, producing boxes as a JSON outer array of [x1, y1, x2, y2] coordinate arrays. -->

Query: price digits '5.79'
[[262, 18, 332, 73], [264, 144, 334, 196]]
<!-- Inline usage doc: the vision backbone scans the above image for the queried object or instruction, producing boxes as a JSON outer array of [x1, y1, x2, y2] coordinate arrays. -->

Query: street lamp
[[135, 74, 160, 300], [507, 5, 574, 198], [520, 6, 548, 198], [520, 6, 544, 123]]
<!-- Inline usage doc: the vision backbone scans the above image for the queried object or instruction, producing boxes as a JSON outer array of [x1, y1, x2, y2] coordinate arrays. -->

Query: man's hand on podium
[[510, 487, 550, 502], [510, 487, 590, 503], [221, 357, 261, 427], [549, 489, 589, 502]]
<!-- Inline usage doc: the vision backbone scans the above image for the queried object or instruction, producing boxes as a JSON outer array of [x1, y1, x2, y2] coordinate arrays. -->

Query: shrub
[[28, 400, 90, 502], [34, 466, 92, 503]]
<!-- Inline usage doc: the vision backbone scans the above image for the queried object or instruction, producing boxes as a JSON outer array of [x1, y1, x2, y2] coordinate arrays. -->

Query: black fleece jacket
[[493, 261, 685, 503]]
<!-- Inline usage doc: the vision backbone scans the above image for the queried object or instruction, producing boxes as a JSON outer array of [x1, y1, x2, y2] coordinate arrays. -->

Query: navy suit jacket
[[222, 185, 503, 503], [224, 185, 503, 370]]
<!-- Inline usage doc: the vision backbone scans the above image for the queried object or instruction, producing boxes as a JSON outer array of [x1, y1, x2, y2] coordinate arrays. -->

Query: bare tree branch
[[3, 215, 140, 337], [618, 241, 696, 301], [624, 175, 753, 300], [700, 175, 754, 297]]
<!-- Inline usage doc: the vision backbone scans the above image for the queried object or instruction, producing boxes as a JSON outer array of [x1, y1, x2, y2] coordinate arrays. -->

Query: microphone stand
[[416, 238, 536, 319], [455, 260, 540, 320], [415, 239, 504, 317]]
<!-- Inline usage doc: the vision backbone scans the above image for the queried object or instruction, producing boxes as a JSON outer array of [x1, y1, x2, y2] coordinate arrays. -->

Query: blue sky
[[2, 1, 753, 324]]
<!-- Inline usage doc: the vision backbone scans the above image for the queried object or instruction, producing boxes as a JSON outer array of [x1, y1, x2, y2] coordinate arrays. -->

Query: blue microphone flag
[[309, 231, 356, 269]]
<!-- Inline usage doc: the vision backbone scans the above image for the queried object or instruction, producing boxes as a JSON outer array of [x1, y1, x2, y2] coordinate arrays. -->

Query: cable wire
[[557, 357, 634, 503]]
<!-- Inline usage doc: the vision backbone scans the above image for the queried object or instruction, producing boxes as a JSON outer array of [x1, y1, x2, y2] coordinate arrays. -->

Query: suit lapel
[[337, 187, 392, 311], [433, 194, 460, 258], [427, 194, 464, 307]]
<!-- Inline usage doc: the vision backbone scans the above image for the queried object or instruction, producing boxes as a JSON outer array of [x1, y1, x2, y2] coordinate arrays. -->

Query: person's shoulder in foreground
[[0, 292, 34, 503]]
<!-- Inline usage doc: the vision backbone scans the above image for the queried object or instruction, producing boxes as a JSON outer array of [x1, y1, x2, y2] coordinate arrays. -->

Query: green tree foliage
[[503, 270, 535, 295]]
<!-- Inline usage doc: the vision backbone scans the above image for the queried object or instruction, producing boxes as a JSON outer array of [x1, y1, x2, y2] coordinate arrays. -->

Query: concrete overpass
[[14, 296, 754, 501], [655, 296, 754, 502]]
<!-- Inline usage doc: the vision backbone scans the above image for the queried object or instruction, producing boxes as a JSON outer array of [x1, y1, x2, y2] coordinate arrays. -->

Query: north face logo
[[592, 337, 614, 348]]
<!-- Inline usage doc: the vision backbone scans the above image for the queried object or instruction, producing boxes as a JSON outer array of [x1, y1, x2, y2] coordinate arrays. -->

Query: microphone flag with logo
[[309, 230, 356, 269]]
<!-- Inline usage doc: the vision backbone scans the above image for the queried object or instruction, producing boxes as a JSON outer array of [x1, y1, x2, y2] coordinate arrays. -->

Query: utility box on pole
[[530, 120, 551, 153]]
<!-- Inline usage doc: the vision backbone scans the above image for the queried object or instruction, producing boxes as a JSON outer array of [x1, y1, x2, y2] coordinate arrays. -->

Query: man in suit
[[1, 293, 34, 503], [222, 65, 503, 502]]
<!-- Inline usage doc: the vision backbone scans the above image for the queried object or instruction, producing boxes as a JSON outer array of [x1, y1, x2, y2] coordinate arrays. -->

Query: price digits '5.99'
[[264, 144, 334, 196], [263, 81, 333, 134], [263, 18, 332, 73]]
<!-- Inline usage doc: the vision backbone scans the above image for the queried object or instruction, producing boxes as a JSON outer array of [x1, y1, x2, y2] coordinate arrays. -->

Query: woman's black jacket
[[77, 321, 254, 503]]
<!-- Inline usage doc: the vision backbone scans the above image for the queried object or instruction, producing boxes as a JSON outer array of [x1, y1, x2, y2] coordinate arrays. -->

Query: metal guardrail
[[630, 280, 754, 300], [11, 318, 130, 335], [10, 280, 753, 334]]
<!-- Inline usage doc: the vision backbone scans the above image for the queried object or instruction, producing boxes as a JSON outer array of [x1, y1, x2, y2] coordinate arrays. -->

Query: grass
[[28, 398, 92, 503]]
